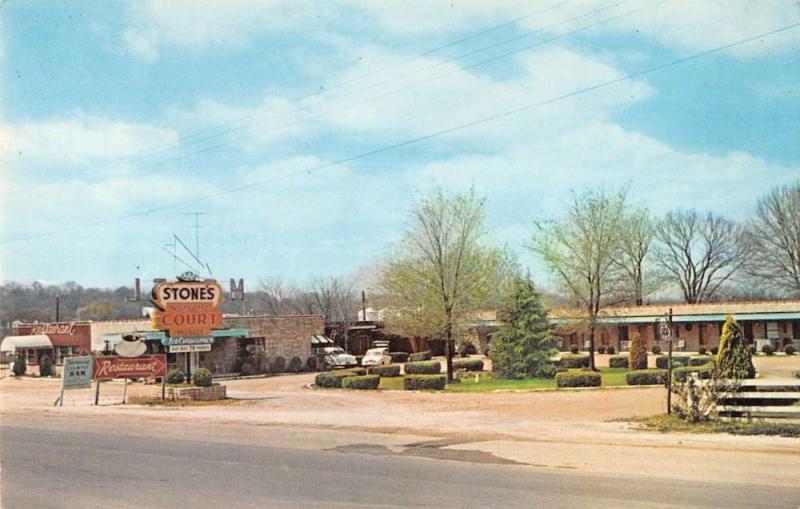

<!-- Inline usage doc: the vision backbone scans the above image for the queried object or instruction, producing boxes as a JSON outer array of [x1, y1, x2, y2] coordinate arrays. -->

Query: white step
[[717, 405, 800, 415], [719, 392, 800, 400]]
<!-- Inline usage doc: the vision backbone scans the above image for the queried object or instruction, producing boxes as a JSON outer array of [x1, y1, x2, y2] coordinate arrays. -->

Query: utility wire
[[4, 22, 797, 245]]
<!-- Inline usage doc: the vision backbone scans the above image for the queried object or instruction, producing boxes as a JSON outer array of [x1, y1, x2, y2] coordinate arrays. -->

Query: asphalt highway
[[2, 422, 798, 508]]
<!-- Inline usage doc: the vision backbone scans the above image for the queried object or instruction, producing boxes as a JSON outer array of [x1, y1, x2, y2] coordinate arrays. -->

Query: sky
[[1, 0, 799, 291]]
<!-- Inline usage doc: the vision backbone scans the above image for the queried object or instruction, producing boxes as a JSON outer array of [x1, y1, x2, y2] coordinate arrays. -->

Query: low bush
[[569, 344, 580, 354], [655, 355, 690, 369], [762, 343, 775, 356], [408, 351, 432, 362], [559, 354, 590, 369], [39, 355, 54, 377], [403, 374, 446, 390], [368, 364, 401, 377], [288, 356, 303, 372], [748, 345, 757, 355], [389, 352, 409, 363], [698, 346, 707, 355], [355, 355, 364, 365], [346, 367, 367, 376], [342, 375, 380, 390], [404, 360, 441, 375], [609, 355, 629, 368], [306, 356, 317, 371], [272, 356, 286, 372], [710, 345, 719, 355], [240, 362, 256, 376], [556, 370, 601, 388], [626, 369, 667, 385], [673, 362, 715, 382], [606, 346, 616, 355], [314, 371, 354, 388], [452, 358, 483, 372], [193, 367, 213, 387], [12, 356, 26, 376], [785, 345, 797, 356], [166, 368, 185, 384], [597, 345, 606, 354], [652, 345, 662, 355], [689, 355, 713, 367]]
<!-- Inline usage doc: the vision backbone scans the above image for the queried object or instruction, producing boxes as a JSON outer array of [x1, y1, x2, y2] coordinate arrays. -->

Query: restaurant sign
[[151, 280, 223, 337], [31, 323, 76, 336], [93, 355, 167, 380]]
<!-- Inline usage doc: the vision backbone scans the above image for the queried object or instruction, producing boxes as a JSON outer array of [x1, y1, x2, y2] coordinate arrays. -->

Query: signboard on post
[[55, 356, 93, 407], [168, 344, 211, 353], [93, 355, 167, 380], [151, 280, 223, 337]]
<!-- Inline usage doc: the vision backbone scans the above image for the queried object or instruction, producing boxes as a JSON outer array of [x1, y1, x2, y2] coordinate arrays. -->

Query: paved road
[[2, 423, 798, 509]]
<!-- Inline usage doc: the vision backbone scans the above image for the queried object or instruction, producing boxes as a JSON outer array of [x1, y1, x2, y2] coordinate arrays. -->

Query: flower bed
[[157, 384, 227, 401]]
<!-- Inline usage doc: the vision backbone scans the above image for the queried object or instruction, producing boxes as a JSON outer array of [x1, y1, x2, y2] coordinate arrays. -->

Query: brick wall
[[202, 338, 238, 374], [222, 315, 325, 359]]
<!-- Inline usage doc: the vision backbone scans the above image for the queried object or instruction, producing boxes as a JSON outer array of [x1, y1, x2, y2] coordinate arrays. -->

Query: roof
[[1, 335, 53, 352]]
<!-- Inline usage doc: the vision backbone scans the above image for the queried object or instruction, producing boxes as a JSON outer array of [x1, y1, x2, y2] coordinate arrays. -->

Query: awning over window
[[0, 335, 53, 352], [311, 335, 333, 345]]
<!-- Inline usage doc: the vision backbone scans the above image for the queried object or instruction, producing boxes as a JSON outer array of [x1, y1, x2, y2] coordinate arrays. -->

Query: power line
[[3, 22, 797, 245]]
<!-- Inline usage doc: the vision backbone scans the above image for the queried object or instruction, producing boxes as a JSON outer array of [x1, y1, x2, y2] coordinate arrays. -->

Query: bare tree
[[258, 277, 298, 315], [616, 208, 658, 305], [381, 189, 513, 381], [654, 209, 748, 304], [530, 189, 627, 371], [742, 182, 800, 297]]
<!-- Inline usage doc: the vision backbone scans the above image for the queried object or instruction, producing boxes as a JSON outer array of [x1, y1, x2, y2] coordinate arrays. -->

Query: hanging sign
[[93, 355, 167, 380], [168, 344, 212, 353], [151, 280, 223, 337]]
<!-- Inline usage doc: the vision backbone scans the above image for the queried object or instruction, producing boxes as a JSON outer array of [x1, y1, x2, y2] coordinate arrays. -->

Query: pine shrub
[[342, 375, 380, 390], [404, 361, 441, 375], [626, 369, 667, 385], [609, 355, 629, 368], [193, 368, 213, 387], [555, 371, 601, 388], [368, 364, 401, 377], [403, 375, 446, 390], [408, 351, 432, 362], [716, 315, 755, 379], [629, 332, 648, 370]]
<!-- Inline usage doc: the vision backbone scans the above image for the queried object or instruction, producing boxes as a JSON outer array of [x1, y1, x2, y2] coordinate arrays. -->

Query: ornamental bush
[[272, 356, 286, 373], [673, 363, 715, 382], [609, 355, 629, 368], [785, 345, 797, 356], [698, 346, 707, 355], [193, 368, 213, 387], [761, 343, 775, 355], [452, 358, 484, 372], [39, 355, 54, 377], [342, 375, 380, 390], [555, 371, 601, 388], [368, 364, 401, 377], [314, 371, 354, 388], [569, 344, 580, 354], [403, 374, 446, 390], [655, 355, 690, 369], [408, 351, 432, 362], [689, 356, 713, 367], [389, 352, 409, 363], [626, 369, 667, 385], [716, 315, 755, 379], [710, 345, 719, 355], [606, 346, 616, 355], [306, 356, 318, 371], [629, 332, 648, 370], [12, 355, 26, 376], [346, 367, 367, 376], [288, 356, 303, 372], [166, 368, 185, 384], [597, 345, 606, 354], [404, 360, 441, 375], [651, 345, 662, 355], [240, 362, 256, 376], [559, 354, 590, 369]]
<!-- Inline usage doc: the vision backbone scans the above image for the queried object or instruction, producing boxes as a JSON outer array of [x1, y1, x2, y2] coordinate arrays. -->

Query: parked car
[[320, 347, 357, 369], [362, 348, 391, 367]]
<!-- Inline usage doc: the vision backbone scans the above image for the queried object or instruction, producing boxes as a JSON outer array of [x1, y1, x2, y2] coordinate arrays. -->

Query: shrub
[[629, 332, 648, 370], [342, 375, 380, 390], [403, 374, 446, 390], [626, 369, 667, 385], [689, 356, 713, 367], [314, 371, 354, 388], [166, 368, 185, 384], [272, 356, 286, 372], [389, 352, 409, 363], [559, 354, 590, 369], [761, 343, 775, 356], [288, 356, 303, 372], [569, 344, 580, 354], [346, 367, 367, 376], [306, 356, 318, 371], [651, 345, 662, 355], [785, 345, 797, 356], [12, 355, 26, 376], [452, 358, 483, 372], [655, 355, 689, 369], [710, 345, 719, 355], [698, 346, 707, 355], [556, 371, 601, 388], [609, 355, 629, 368], [39, 355, 54, 377], [240, 362, 256, 376], [606, 346, 616, 355], [748, 345, 757, 355], [355, 355, 364, 365], [368, 364, 401, 377], [408, 351, 432, 362], [193, 368, 213, 387], [404, 360, 441, 375], [673, 363, 715, 382], [597, 345, 606, 354], [459, 341, 477, 357], [259, 358, 272, 374], [716, 315, 755, 379]]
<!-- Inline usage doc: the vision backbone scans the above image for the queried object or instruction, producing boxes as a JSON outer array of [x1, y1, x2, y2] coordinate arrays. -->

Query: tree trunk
[[445, 323, 454, 382], [589, 322, 597, 371]]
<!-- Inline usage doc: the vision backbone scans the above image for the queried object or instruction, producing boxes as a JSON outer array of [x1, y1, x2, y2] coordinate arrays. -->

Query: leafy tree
[[716, 314, 755, 379], [628, 331, 648, 370], [76, 300, 118, 320], [490, 276, 556, 379]]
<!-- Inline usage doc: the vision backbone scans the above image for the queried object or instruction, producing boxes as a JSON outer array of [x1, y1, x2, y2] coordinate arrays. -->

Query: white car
[[362, 348, 391, 367], [321, 347, 357, 369]]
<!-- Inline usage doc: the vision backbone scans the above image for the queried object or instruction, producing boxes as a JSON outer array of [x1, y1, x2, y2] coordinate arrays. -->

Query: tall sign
[[151, 279, 223, 337]]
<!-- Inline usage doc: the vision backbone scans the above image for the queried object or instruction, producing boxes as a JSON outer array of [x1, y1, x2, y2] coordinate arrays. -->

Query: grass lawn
[[629, 415, 800, 438], [600, 367, 631, 386]]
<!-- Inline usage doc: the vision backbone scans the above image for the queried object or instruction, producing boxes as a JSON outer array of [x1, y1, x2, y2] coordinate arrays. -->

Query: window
[[675, 325, 680, 338], [618, 326, 629, 342], [699, 323, 705, 345]]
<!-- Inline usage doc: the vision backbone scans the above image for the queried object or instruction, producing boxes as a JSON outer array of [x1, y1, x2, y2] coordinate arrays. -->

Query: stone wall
[[158, 384, 227, 401], [223, 315, 325, 359]]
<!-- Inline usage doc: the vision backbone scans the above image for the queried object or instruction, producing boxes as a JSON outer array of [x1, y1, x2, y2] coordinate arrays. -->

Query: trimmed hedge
[[626, 369, 667, 385], [404, 360, 441, 375], [342, 375, 380, 390], [569, 345, 580, 354], [193, 368, 213, 387], [698, 346, 707, 355], [39, 356, 54, 377], [710, 346, 719, 355], [314, 371, 354, 388], [651, 345, 662, 355], [785, 345, 797, 356], [762, 343, 775, 355], [597, 345, 606, 354], [288, 356, 303, 372], [404, 375, 446, 391], [272, 356, 286, 372], [556, 370, 601, 388], [368, 364, 401, 377], [655, 355, 690, 369], [689, 355, 713, 367], [609, 355, 629, 368], [166, 368, 185, 384], [389, 352, 409, 363], [673, 363, 715, 382], [240, 362, 256, 376], [606, 346, 616, 355], [559, 354, 590, 369], [347, 367, 367, 376], [306, 356, 317, 371], [452, 358, 484, 372], [408, 351, 432, 362]]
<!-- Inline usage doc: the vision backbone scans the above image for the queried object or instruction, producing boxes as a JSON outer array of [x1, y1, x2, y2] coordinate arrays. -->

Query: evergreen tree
[[716, 314, 755, 379], [628, 332, 648, 370], [490, 277, 556, 379]]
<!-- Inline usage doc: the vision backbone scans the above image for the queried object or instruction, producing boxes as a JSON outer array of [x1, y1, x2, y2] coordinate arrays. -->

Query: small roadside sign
[[62, 356, 93, 389]]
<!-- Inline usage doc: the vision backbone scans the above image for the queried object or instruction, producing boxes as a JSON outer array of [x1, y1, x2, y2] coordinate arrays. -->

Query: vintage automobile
[[361, 347, 391, 367], [320, 346, 357, 369]]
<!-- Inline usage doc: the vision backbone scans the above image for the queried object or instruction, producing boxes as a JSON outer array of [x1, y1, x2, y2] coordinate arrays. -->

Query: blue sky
[[1, 0, 799, 291]]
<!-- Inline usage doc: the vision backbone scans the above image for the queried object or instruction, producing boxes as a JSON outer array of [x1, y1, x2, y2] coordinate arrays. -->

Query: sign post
[[659, 309, 674, 415]]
